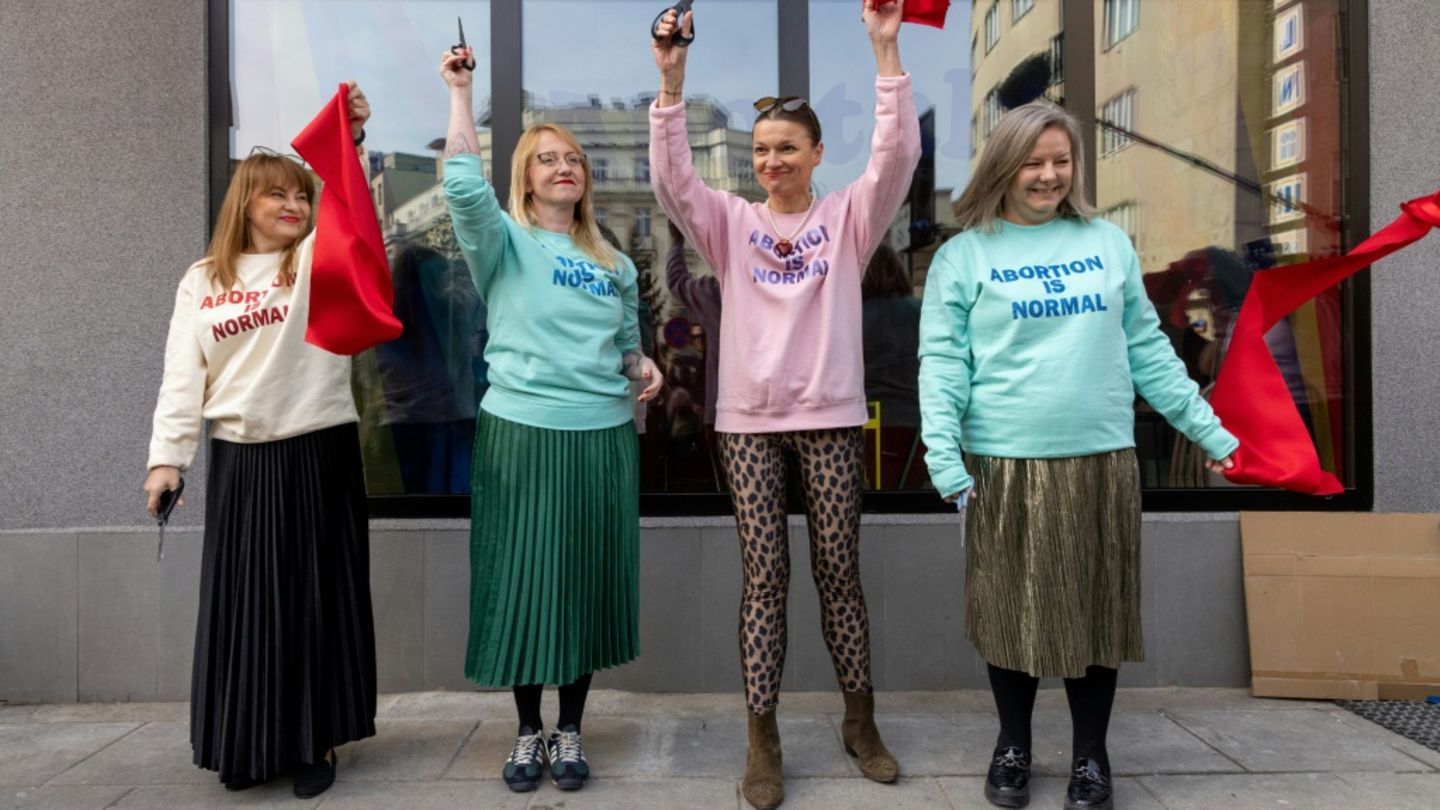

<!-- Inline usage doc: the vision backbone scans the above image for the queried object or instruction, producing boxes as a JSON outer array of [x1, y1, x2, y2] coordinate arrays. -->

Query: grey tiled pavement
[[2, 689, 1437, 808]]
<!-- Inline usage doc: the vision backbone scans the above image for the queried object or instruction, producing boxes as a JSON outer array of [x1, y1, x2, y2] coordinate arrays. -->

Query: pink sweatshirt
[[649, 75, 921, 433]]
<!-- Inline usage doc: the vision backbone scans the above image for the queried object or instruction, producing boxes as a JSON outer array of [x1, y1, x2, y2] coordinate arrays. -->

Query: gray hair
[[952, 101, 1095, 232]]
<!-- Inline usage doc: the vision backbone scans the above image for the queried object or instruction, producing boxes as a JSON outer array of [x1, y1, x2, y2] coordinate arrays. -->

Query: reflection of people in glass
[[664, 222, 724, 487], [374, 245, 478, 493], [143, 84, 378, 798], [1143, 247, 1307, 487], [860, 242, 922, 488], [440, 46, 662, 794], [664, 222, 721, 424], [918, 103, 1240, 810], [650, 4, 919, 805]]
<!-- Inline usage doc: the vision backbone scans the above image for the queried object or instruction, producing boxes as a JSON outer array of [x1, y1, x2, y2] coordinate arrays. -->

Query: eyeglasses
[[535, 151, 586, 168], [248, 145, 306, 166], [754, 96, 809, 114]]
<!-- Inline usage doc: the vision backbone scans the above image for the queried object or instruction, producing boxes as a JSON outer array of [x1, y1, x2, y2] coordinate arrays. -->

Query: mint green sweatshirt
[[444, 155, 640, 431], [918, 216, 1238, 497]]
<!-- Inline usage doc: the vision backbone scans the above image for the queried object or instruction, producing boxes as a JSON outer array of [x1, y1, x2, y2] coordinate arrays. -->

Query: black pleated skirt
[[190, 422, 377, 783]]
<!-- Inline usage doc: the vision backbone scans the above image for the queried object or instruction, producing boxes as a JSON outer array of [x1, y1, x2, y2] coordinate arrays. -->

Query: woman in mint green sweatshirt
[[439, 47, 661, 795], [918, 102, 1239, 810]]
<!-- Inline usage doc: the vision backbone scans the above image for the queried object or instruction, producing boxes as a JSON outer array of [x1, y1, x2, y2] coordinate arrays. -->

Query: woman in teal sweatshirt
[[918, 102, 1239, 810], [439, 47, 662, 794]]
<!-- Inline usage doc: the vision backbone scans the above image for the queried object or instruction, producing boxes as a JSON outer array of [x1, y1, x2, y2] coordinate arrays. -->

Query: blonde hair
[[203, 153, 316, 291], [508, 124, 622, 270], [953, 101, 1095, 232]]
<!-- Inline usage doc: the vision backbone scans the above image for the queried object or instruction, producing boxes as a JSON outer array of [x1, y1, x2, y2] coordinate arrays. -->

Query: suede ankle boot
[[841, 691, 899, 783], [743, 710, 784, 809]]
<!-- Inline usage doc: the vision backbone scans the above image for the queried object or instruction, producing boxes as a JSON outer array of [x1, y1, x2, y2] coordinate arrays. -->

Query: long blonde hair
[[953, 101, 1095, 232], [508, 124, 621, 270], [203, 154, 316, 291]]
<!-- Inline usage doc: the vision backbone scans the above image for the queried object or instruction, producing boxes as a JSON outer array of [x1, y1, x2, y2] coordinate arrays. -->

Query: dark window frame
[[209, 0, 1372, 516]]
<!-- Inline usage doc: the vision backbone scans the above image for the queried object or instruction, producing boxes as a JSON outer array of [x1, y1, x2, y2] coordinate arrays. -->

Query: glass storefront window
[[1092, 0, 1349, 489], [232, 0, 493, 495], [221, 0, 1364, 510]]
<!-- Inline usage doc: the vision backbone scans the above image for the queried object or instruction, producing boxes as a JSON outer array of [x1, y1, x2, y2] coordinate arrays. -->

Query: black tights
[[987, 663, 1118, 773], [512, 672, 594, 735]]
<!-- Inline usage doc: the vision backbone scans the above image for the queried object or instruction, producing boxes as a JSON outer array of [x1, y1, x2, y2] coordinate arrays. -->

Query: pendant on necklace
[[776, 240, 793, 257]]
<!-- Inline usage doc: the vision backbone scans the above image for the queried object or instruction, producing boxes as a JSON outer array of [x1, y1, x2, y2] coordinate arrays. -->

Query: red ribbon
[[1213, 190, 1440, 494], [292, 84, 402, 356], [877, 0, 951, 29]]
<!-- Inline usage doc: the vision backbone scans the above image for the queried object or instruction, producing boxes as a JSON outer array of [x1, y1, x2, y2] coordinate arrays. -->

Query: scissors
[[450, 17, 476, 71], [651, 0, 696, 48], [155, 477, 185, 562]]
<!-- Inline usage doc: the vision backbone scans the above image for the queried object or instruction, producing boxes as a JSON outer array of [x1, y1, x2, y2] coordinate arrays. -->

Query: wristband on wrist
[[352, 128, 366, 146]]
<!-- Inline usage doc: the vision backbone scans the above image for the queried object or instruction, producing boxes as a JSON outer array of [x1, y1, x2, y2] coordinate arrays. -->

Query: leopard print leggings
[[719, 428, 872, 715]]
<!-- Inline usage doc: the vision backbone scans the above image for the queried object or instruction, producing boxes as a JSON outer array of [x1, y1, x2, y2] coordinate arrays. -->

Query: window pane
[[1094, 0, 1350, 488], [231, 0, 493, 496], [524, 0, 777, 495]]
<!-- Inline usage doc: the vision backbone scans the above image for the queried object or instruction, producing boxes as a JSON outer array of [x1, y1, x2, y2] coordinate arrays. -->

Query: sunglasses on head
[[754, 96, 809, 114], [248, 145, 307, 166]]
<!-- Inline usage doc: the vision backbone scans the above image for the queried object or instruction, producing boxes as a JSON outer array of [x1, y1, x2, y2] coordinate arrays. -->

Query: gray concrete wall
[[0, 1, 209, 532], [0, 518, 1248, 703], [1369, 0, 1440, 513]]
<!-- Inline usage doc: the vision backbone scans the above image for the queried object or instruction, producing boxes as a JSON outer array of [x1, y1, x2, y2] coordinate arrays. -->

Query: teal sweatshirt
[[918, 216, 1239, 497], [443, 154, 640, 431]]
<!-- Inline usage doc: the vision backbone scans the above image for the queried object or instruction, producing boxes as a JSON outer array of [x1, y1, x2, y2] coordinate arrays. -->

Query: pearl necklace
[[764, 194, 816, 257]]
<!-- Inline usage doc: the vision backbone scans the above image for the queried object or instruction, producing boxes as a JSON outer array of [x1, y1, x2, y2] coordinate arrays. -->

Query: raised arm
[[842, 3, 921, 260], [664, 226, 721, 320], [649, 7, 737, 276], [651, 8, 693, 110], [864, 0, 904, 77], [439, 46, 507, 298], [441, 48, 480, 158]]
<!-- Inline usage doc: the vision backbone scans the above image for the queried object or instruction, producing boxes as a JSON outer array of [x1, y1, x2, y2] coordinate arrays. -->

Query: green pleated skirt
[[964, 449, 1144, 679], [466, 410, 640, 687]]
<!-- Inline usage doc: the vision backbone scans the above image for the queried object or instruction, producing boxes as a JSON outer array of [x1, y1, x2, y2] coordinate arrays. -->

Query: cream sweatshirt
[[147, 233, 357, 470]]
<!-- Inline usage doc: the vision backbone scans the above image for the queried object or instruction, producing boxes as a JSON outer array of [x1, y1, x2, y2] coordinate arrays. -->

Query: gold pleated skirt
[[964, 449, 1144, 678]]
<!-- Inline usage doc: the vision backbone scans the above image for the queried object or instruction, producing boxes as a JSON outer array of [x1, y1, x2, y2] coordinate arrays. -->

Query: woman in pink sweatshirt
[[650, 3, 920, 807]]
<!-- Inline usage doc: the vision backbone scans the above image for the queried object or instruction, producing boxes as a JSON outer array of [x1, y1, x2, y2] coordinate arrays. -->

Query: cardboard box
[[1240, 512, 1440, 700]]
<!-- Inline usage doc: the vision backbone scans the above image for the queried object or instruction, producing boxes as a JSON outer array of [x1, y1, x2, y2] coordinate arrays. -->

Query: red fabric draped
[[292, 84, 402, 356], [878, 0, 951, 29], [1213, 190, 1440, 494]]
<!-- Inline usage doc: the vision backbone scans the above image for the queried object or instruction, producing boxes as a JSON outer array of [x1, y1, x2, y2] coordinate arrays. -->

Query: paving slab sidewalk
[[1, 690, 1436, 809]]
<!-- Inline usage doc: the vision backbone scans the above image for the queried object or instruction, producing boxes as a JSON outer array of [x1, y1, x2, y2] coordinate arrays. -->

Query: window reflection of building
[[969, 0, 1063, 168], [1088, 0, 1346, 486]]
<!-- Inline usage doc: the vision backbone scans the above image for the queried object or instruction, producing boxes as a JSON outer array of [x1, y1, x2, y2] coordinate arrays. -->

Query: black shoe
[[223, 775, 262, 792], [983, 746, 1030, 808], [293, 750, 336, 799], [546, 724, 590, 790], [503, 726, 547, 792], [1064, 757, 1114, 810]]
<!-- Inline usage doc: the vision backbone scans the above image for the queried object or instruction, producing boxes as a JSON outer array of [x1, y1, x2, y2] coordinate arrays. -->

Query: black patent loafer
[[1064, 757, 1114, 810], [984, 745, 1031, 808]]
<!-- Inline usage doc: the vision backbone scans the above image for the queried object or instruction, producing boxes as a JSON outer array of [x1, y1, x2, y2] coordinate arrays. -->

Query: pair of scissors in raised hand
[[651, 0, 697, 47], [450, 17, 476, 71]]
